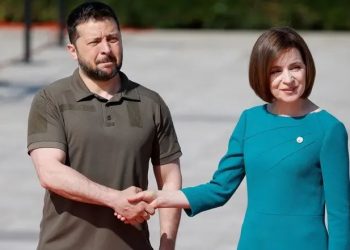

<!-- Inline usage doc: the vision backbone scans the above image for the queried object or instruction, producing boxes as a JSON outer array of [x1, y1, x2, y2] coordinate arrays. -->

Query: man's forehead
[[76, 18, 120, 36]]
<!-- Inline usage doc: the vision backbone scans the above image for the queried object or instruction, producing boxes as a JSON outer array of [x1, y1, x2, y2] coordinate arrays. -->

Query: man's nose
[[100, 40, 111, 54]]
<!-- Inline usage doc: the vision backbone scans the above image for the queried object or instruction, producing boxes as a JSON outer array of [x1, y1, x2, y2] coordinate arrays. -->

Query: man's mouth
[[97, 57, 116, 64]]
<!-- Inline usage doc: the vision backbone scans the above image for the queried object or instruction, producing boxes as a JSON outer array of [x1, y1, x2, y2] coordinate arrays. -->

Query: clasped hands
[[111, 186, 159, 225]]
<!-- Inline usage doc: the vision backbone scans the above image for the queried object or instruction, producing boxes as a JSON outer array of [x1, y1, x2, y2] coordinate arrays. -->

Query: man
[[27, 2, 182, 250]]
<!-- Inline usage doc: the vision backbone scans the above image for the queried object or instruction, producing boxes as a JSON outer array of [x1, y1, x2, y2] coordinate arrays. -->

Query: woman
[[123, 27, 350, 250]]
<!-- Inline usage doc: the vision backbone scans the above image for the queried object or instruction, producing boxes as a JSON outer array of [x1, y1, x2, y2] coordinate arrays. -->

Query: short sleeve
[[182, 110, 247, 216], [320, 122, 350, 250], [151, 95, 182, 165], [27, 90, 67, 154]]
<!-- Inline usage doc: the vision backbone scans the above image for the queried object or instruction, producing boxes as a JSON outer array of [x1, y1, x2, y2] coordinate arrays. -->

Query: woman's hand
[[115, 190, 158, 224], [114, 190, 190, 224]]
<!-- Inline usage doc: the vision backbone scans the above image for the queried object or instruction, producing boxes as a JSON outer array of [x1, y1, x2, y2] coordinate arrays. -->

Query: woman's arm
[[129, 190, 190, 209], [320, 122, 350, 250]]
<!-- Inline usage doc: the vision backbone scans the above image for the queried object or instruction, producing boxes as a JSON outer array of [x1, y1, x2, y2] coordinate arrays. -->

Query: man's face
[[68, 18, 123, 81]]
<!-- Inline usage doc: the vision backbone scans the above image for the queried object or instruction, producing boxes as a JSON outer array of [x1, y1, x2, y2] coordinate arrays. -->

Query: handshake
[[111, 186, 188, 225]]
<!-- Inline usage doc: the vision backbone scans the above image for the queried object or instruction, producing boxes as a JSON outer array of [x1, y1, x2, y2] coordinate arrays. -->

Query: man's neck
[[79, 68, 121, 100]]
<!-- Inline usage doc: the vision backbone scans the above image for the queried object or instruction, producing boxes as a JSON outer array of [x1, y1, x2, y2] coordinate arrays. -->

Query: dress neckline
[[263, 104, 323, 119]]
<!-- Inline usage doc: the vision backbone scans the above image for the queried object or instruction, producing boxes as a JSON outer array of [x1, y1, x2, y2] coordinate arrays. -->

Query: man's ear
[[67, 43, 78, 60]]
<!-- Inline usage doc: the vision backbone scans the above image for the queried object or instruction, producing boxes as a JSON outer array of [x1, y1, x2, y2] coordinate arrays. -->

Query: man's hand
[[115, 190, 158, 223], [110, 186, 155, 225]]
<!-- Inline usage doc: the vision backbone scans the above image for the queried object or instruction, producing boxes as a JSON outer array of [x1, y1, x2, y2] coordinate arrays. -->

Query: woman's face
[[269, 48, 306, 104]]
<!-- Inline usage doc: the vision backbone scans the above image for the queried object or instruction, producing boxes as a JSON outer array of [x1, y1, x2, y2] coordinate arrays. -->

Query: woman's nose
[[281, 70, 294, 84]]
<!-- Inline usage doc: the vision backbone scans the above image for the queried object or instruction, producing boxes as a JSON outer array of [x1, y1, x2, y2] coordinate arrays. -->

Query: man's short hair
[[67, 1, 120, 44], [249, 27, 316, 103]]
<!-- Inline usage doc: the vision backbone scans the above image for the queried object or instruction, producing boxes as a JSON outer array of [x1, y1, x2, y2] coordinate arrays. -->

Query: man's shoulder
[[34, 74, 73, 100], [127, 78, 164, 105], [44, 74, 73, 93]]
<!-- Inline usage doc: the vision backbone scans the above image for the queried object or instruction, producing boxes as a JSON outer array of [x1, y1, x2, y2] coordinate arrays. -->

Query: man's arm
[[30, 147, 154, 224], [153, 158, 182, 250]]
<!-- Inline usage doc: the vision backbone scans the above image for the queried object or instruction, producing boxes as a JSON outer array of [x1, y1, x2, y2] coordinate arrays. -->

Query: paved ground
[[0, 26, 349, 250]]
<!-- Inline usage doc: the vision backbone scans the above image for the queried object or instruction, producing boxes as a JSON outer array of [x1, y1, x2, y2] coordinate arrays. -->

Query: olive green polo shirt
[[27, 69, 182, 250]]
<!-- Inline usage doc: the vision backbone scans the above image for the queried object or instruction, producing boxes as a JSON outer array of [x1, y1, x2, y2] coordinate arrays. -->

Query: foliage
[[1, 0, 349, 30]]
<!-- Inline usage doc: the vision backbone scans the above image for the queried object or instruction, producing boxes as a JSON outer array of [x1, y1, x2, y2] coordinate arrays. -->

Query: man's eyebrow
[[107, 32, 120, 36], [85, 36, 101, 42]]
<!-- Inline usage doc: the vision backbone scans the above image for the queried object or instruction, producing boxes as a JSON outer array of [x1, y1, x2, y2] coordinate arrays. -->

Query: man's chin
[[98, 64, 120, 73], [83, 70, 117, 81], [96, 74, 117, 81], [98, 67, 116, 74]]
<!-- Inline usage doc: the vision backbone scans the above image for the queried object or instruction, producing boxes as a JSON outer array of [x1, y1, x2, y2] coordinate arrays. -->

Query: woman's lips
[[281, 87, 297, 93]]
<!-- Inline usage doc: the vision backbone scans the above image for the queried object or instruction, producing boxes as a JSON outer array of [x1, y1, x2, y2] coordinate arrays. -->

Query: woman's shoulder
[[314, 109, 347, 135], [241, 104, 266, 116], [315, 109, 343, 126], [240, 105, 269, 122]]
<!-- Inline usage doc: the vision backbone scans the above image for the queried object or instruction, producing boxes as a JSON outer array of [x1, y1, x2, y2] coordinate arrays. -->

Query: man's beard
[[78, 55, 122, 81]]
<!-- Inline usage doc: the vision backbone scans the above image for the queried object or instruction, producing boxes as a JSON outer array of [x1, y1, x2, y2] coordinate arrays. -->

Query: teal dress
[[182, 105, 350, 250]]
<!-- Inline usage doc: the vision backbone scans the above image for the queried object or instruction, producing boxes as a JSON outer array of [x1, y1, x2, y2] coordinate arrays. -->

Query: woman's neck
[[268, 99, 318, 117]]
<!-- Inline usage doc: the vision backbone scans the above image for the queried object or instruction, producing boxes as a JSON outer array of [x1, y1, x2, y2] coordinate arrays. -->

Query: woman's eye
[[270, 70, 281, 75]]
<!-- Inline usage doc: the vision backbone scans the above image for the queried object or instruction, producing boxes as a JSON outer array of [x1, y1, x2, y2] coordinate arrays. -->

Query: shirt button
[[296, 136, 303, 143], [106, 115, 112, 120]]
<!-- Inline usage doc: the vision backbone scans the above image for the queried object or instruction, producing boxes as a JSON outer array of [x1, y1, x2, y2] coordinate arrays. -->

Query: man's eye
[[88, 41, 98, 45], [108, 37, 119, 43]]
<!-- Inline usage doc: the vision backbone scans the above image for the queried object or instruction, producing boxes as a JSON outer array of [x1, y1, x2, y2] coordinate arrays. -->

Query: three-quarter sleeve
[[182, 111, 247, 216], [320, 122, 350, 250]]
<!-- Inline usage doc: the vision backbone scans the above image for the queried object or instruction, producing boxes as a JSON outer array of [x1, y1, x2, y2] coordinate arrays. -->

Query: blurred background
[[1, 0, 350, 30], [0, 1, 349, 250]]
